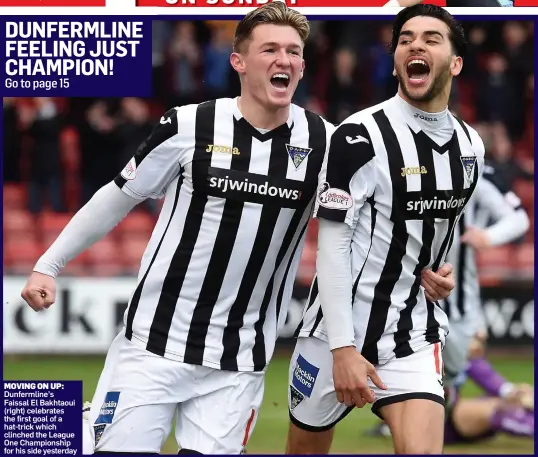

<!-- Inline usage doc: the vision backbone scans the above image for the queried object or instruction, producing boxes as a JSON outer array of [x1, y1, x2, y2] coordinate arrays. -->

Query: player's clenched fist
[[21, 272, 56, 312]]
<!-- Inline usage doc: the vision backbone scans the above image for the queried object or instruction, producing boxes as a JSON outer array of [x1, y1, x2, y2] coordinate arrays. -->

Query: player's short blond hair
[[233, 2, 310, 54]]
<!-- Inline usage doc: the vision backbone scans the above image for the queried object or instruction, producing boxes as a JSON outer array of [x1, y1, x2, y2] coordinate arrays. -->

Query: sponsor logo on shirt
[[206, 168, 304, 208], [404, 191, 467, 219], [206, 144, 240, 155], [208, 176, 301, 200], [95, 392, 120, 425], [317, 182, 353, 211], [401, 166, 427, 177], [414, 113, 438, 122]]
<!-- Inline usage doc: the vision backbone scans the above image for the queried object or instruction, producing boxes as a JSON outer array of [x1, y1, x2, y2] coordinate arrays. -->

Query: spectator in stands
[[501, 21, 533, 138], [78, 100, 119, 207], [298, 25, 331, 111], [23, 98, 64, 214], [116, 98, 153, 169], [488, 122, 534, 188], [152, 21, 173, 105], [115, 98, 157, 214], [3, 98, 22, 184], [476, 54, 517, 134], [369, 24, 398, 104], [168, 21, 201, 107], [203, 25, 233, 100], [326, 48, 361, 124]]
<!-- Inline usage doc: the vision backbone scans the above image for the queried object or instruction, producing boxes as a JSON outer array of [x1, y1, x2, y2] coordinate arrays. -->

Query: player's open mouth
[[270, 73, 290, 91], [406, 59, 430, 84]]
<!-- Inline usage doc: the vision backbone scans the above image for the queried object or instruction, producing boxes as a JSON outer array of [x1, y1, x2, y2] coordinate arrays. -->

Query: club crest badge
[[460, 156, 477, 180], [286, 144, 312, 169], [94, 424, 106, 447], [290, 385, 305, 410]]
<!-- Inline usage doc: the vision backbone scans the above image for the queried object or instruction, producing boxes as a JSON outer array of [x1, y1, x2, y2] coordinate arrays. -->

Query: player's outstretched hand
[[21, 272, 56, 312], [331, 346, 387, 408], [421, 263, 454, 302]]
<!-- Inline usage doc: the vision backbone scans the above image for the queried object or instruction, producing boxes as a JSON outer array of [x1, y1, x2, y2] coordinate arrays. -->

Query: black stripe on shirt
[[394, 129, 439, 358], [456, 213, 467, 317], [362, 110, 408, 365], [219, 123, 291, 371], [124, 172, 183, 341], [275, 113, 327, 322], [432, 131, 467, 272], [251, 113, 327, 371], [182, 116, 253, 366], [145, 100, 216, 357]]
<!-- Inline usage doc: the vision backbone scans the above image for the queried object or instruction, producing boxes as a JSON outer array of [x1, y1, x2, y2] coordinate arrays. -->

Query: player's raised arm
[[314, 122, 386, 408], [21, 107, 184, 312]]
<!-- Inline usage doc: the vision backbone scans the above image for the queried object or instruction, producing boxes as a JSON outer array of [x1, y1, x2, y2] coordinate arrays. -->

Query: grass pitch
[[4, 351, 534, 454]]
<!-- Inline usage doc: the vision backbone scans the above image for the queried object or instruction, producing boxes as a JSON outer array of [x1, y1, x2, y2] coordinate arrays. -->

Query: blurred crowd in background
[[3, 19, 534, 283]]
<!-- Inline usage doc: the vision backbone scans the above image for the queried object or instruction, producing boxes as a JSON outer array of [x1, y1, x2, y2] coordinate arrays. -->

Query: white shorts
[[288, 336, 445, 430], [87, 331, 264, 454]]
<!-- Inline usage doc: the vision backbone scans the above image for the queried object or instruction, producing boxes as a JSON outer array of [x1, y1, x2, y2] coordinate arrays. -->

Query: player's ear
[[300, 59, 305, 80], [230, 52, 246, 74], [392, 68, 397, 77], [450, 55, 463, 77]]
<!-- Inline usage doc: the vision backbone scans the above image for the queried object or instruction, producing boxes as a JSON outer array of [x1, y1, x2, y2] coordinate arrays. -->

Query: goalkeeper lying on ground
[[366, 331, 534, 443]]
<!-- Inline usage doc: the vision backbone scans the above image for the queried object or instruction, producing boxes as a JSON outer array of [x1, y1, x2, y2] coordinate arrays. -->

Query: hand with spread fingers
[[421, 263, 455, 302]]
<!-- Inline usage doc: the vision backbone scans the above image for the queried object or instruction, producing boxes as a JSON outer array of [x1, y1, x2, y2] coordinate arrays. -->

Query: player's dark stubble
[[395, 54, 453, 104]]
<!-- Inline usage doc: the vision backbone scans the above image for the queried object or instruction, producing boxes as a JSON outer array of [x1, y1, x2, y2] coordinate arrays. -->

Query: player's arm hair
[[33, 182, 140, 278]]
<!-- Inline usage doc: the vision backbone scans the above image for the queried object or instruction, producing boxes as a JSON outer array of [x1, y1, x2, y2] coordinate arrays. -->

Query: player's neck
[[237, 95, 290, 131], [397, 87, 449, 114], [395, 92, 450, 133]]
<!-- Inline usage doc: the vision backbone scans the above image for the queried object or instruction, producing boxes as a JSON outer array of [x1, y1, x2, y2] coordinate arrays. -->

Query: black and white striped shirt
[[115, 97, 333, 371], [442, 163, 528, 322], [296, 95, 485, 365]]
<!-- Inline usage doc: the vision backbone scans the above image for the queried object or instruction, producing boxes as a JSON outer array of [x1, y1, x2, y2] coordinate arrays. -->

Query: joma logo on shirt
[[206, 144, 240, 155], [401, 166, 427, 177]]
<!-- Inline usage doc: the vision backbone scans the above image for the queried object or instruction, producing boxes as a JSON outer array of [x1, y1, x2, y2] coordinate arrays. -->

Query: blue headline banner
[[0, 18, 152, 97], [3, 381, 83, 456]]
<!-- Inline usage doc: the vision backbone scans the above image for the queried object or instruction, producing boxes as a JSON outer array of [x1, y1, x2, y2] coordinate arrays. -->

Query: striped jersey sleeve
[[114, 107, 185, 200], [313, 121, 377, 227]]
